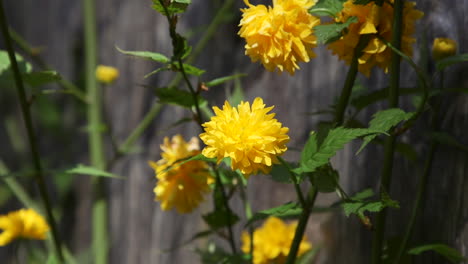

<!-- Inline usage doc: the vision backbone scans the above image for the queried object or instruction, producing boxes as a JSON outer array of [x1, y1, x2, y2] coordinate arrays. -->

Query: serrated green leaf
[[23, 71, 61, 87], [311, 164, 339, 193], [313, 16, 358, 44], [155, 86, 207, 108], [430, 132, 468, 153], [309, 0, 346, 17], [408, 244, 466, 263], [357, 109, 414, 154], [246, 202, 302, 227], [352, 188, 375, 200], [342, 189, 399, 217], [151, 0, 191, 16], [65, 164, 124, 179], [204, 73, 246, 88], [269, 164, 293, 183], [301, 131, 318, 166], [116, 46, 170, 63], [300, 127, 383, 173], [436, 53, 468, 71]]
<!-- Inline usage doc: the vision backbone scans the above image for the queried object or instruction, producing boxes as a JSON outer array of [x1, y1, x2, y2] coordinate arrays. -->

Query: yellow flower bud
[[432, 38, 457, 61], [95, 65, 119, 84]]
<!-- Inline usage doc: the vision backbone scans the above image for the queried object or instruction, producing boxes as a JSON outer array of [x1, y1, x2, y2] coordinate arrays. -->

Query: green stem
[[9, 28, 88, 103], [83, 0, 108, 263], [0, 2, 64, 262], [392, 70, 443, 264], [278, 157, 306, 207], [237, 175, 253, 263], [213, 167, 237, 254], [169, 0, 234, 87], [334, 35, 371, 126], [285, 186, 318, 264], [371, 1, 404, 263], [118, 102, 163, 154]]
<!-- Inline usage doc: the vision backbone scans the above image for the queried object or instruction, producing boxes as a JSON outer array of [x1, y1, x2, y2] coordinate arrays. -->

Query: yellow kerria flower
[[149, 135, 213, 214], [238, 0, 320, 75], [241, 216, 312, 264], [200, 97, 289, 177], [0, 208, 50, 246], [95, 65, 119, 84], [328, 0, 423, 77], [432, 38, 457, 61]]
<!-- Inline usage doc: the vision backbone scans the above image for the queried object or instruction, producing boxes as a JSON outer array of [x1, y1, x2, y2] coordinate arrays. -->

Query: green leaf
[[116, 46, 170, 63], [23, 71, 61, 87], [204, 73, 246, 88], [65, 164, 124, 179], [309, 0, 346, 17], [310, 165, 339, 193], [313, 16, 358, 44], [144, 66, 171, 78], [160, 153, 216, 175], [154, 86, 207, 108], [0, 50, 32, 88], [408, 244, 466, 263], [203, 209, 239, 229], [246, 202, 302, 227], [342, 189, 399, 218], [300, 131, 318, 166], [436, 53, 468, 71], [357, 109, 414, 154], [298, 127, 383, 174], [430, 132, 468, 153], [152, 0, 191, 16], [269, 164, 293, 183], [172, 62, 205, 76], [229, 76, 245, 107]]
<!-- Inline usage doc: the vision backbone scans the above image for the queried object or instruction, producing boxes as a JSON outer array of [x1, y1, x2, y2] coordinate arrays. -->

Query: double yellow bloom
[[0, 208, 49, 246]]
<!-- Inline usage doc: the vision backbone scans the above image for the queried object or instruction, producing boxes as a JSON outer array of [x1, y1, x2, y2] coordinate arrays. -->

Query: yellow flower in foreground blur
[[0, 208, 50, 246], [432, 38, 457, 61], [238, 0, 320, 75], [96, 65, 119, 84], [242, 217, 312, 264], [200, 97, 289, 177], [149, 135, 213, 213], [328, 0, 423, 77]]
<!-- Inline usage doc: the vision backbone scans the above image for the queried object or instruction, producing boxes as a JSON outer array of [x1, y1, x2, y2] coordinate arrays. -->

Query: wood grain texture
[[3, 0, 467, 263]]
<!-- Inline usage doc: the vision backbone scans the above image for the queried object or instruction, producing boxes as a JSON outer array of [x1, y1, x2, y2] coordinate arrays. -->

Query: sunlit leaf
[[313, 16, 358, 44]]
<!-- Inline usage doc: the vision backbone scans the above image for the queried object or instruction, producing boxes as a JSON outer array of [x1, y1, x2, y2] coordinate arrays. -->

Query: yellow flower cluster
[[238, 0, 320, 75], [242, 217, 312, 264], [96, 65, 119, 84], [432, 38, 457, 61], [0, 208, 50, 246], [149, 135, 213, 213], [200, 98, 289, 177], [328, 0, 423, 76]]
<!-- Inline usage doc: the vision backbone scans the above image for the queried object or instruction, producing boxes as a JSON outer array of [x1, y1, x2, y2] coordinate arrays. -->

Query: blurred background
[[1, 0, 467, 263]]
